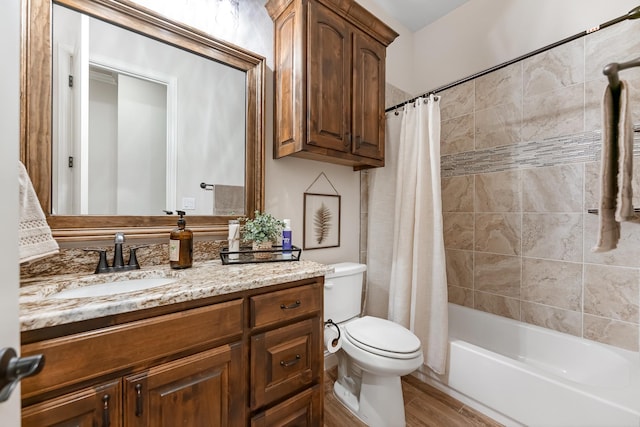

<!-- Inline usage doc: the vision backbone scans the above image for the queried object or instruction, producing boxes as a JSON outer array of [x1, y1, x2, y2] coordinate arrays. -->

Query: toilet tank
[[324, 262, 367, 323]]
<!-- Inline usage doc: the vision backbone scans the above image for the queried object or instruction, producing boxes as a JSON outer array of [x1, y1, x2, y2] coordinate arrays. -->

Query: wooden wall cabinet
[[21, 278, 324, 426], [266, 0, 398, 170]]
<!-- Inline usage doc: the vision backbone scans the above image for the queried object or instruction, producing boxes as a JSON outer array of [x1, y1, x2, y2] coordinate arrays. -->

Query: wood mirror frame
[[21, 0, 265, 242]]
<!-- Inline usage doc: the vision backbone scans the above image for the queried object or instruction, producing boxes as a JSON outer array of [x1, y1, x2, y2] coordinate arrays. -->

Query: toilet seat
[[344, 316, 422, 359]]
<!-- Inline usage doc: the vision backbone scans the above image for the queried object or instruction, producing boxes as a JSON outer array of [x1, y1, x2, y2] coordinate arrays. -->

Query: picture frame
[[303, 193, 341, 250]]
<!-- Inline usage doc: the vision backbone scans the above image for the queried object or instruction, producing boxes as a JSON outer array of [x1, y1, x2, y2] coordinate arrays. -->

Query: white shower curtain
[[370, 95, 448, 375]]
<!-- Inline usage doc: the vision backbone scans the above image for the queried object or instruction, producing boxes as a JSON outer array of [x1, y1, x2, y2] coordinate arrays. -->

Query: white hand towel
[[19, 161, 59, 263]]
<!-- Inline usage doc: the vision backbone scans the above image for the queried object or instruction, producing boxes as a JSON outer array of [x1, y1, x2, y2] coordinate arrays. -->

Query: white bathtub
[[417, 303, 640, 427]]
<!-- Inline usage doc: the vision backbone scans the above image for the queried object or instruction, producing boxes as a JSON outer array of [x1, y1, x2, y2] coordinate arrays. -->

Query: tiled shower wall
[[441, 17, 640, 351]]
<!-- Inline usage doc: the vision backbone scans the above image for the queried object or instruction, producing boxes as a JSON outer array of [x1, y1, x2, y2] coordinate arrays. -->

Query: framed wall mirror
[[21, 0, 265, 241]]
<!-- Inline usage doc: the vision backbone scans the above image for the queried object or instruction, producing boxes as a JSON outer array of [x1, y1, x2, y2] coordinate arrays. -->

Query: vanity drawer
[[250, 281, 322, 329], [250, 317, 321, 409], [251, 384, 322, 427], [21, 299, 243, 401]]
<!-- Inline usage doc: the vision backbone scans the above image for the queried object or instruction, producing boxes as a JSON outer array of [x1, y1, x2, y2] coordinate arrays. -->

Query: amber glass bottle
[[169, 210, 193, 269]]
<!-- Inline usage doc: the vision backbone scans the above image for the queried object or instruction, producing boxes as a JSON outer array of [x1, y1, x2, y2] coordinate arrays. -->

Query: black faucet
[[85, 232, 142, 274], [113, 232, 126, 268]]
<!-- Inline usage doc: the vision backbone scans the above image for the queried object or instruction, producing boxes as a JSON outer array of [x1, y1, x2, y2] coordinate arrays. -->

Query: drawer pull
[[102, 394, 110, 427], [280, 354, 301, 368], [280, 300, 301, 310], [135, 383, 143, 417]]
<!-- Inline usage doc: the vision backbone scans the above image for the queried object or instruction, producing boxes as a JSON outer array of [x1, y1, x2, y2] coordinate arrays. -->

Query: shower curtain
[[368, 95, 448, 374]]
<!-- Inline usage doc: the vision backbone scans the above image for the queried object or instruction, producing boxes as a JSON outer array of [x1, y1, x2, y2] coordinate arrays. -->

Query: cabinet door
[[22, 380, 121, 427], [352, 28, 386, 161], [250, 385, 322, 427], [273, 0, 305, 157], [251, 317, 321, 410], [307, 1, 351, 153], [124, 343, 244, 427]]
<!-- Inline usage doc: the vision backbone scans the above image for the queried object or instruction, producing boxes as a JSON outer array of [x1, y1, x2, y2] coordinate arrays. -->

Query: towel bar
[[587, 208, 640, 214]]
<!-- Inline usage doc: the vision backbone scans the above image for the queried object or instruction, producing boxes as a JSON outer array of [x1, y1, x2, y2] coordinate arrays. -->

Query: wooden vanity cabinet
[[21, 299, 245, 426], [249, 281, 324, 425], [22, 345, 241, 427], [266, 0, 398, 170], [21, 277, 325, 426]]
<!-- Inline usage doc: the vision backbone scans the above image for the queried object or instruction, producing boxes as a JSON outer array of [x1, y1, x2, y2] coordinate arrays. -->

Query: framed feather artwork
[[303, 192, 341, 249]]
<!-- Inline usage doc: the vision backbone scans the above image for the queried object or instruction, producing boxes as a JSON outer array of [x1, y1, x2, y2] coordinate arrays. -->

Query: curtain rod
[[385, 5, 640, 113]]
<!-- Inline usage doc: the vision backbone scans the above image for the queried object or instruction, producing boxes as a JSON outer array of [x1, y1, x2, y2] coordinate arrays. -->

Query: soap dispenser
[[169, 210, 193, 269]]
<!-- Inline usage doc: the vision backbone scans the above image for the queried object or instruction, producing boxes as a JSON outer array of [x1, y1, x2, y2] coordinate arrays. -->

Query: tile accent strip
[[441, 125, 640, 178]]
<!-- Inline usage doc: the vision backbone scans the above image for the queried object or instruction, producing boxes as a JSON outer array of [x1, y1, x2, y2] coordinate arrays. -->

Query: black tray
[[220, 245, 302, 265]]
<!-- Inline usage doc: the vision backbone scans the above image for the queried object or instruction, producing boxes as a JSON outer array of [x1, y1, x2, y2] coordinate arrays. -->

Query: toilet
[[324, 262, 424, 427]]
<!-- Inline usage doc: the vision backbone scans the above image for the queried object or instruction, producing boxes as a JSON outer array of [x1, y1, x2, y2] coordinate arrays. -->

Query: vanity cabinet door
[[251, 317, 321, 410], [22, 379, 122, 427], [123, 342, 244, 427]]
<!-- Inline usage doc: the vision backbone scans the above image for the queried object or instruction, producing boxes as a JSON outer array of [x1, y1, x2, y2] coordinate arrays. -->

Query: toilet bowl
[[340, 316, 423, 375], [324, 263, 424, 426]]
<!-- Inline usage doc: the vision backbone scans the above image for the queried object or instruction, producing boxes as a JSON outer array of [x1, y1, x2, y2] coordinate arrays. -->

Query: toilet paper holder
[[324, 319, 341, 347]]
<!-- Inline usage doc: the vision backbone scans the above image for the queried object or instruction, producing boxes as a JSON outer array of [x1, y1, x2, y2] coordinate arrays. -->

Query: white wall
[[117, 75, 167, 215], [358, 0, 640, 97], [410, 0, 640, 95], [88, 77, 118, 213], [354, 0, 414, 95]]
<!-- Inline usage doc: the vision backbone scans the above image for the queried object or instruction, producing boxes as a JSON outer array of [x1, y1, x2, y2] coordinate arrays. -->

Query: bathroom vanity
[[19, 261, 328, 426]]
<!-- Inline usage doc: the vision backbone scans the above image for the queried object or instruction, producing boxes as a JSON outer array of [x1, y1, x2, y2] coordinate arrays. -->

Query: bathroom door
[[0, 0, 24, 423]]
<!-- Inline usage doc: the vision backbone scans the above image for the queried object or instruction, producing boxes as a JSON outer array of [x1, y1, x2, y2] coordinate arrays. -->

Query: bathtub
[[417, 303, 640, 427]]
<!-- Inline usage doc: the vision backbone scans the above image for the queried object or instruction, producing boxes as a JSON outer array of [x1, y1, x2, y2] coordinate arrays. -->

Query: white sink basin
[[51, 278, 175, 299]]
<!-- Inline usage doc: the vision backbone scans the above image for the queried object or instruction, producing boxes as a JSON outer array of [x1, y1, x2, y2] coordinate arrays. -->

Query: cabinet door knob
[[102, 394, 111, 427], [280, 300, 301, 310], [135, 383, 143, 417]]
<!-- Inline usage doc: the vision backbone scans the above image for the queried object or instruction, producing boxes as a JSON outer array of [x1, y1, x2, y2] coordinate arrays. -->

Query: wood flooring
[[323, 368, 504, 427]]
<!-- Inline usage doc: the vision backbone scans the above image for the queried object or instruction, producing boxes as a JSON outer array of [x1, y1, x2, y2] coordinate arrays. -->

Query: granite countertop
[[20, 259, 331, 332]]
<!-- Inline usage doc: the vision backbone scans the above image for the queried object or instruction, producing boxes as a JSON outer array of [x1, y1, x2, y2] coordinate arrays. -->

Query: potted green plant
[[240, 211, 285, 259]]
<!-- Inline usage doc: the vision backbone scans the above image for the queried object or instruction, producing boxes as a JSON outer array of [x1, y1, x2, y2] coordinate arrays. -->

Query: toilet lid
[[344, 316, 422, 358]]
